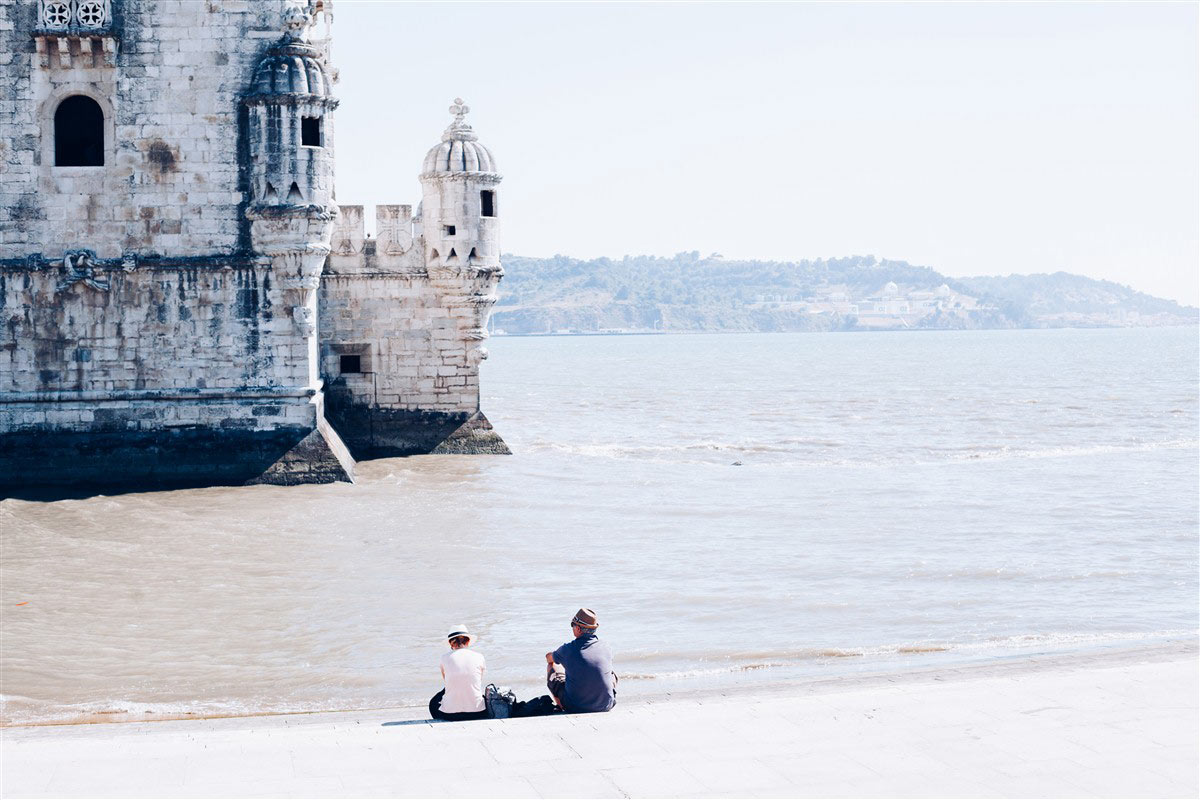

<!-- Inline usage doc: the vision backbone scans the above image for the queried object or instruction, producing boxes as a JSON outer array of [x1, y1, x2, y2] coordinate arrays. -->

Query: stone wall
[[0, 255, 354, 493], [320, 274, 479, 414], [318, 271, 485, 456], [318, 204, 506, 457], [0, 0, 295, 261], [2, 259, 308, 396]]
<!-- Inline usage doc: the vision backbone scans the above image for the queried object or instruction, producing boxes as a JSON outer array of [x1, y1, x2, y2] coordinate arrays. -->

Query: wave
[[522, 437, 1199, 468], [0, 694, 372, 728], [614, 629, 1198, 681], [5, 630, 1193, 726]]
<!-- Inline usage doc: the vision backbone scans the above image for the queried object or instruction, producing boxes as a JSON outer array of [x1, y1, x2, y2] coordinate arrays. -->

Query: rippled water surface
[[2, 328, 1197, 724]]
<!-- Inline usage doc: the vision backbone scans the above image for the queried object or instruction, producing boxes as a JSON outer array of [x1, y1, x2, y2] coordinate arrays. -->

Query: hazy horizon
[[489, 249, 1198, 308], [332, 2, 1199, 306]]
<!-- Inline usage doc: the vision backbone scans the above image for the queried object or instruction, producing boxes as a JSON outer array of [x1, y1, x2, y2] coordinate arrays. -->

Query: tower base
[[0, 422, 352, 501], [247, 415, 356, 486], [322, 393, 510, 459], [430, 412, 511, 455]]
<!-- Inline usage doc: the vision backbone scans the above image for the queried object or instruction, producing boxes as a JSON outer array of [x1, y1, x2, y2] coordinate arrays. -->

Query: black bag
[[510, 694, 559, 718], [484, 684, 517, 718]]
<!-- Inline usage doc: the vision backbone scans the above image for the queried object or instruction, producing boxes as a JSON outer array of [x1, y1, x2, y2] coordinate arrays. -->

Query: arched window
[[54, 95, 104, 167]]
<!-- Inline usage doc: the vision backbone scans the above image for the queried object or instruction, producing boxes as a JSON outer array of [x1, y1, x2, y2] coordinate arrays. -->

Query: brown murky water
[[3, 329, 1197, 724]]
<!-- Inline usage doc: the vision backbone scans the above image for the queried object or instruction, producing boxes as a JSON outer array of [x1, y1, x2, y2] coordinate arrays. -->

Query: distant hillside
[[955, 272, 1193, 325], [490, 253, 1197, 335]]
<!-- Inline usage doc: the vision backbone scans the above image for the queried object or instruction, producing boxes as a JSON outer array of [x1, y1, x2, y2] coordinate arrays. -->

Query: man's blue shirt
[[553, 632, 615, 713]]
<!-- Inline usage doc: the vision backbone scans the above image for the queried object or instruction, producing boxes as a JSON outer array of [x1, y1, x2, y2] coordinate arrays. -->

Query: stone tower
[[318, 99, 509, 457], [0, 1, 508, 497]]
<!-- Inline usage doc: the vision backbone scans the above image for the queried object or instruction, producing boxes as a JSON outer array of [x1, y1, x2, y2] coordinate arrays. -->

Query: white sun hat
[[446, 626, 472, 644]]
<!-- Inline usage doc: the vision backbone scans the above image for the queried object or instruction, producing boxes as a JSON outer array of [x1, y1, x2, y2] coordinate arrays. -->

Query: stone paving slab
[[3, 647, 1197, 799]]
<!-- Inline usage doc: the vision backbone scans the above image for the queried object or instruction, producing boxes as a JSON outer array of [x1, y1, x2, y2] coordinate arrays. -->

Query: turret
[[419, 99, 501, 269], [245, 5, 336, 214], [242, 2, 339, 385]]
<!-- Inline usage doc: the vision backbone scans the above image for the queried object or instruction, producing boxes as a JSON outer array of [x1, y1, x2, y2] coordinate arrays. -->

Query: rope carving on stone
[[55, 250, 110, 292]]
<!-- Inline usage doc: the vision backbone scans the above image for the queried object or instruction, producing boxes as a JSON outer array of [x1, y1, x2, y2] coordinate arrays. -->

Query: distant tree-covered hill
[[956, 272, 1192, 320], [490, 253, 1197, 334]]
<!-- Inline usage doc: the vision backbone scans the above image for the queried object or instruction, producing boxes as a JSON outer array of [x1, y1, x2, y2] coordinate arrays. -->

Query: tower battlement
[[327, 204, 421, 274]]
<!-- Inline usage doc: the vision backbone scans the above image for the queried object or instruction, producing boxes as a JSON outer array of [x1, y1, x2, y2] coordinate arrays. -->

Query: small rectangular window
[[480, 190, 495, 217], [301, 116, 322, 147], [339, 354, 361, 374], [443, 224, 456, 236]]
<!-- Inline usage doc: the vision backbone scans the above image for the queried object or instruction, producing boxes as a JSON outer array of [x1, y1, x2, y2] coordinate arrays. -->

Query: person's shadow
[[381, 719, 439, 727]]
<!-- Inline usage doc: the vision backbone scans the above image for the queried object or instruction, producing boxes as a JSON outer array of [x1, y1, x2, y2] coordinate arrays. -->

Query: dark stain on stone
[[236, 105, 252, 253], [147, 140, 178, 175], [261, 272, 272, 319], [235, 270, 261, 354], [236, 270, 259, 319], [11, 196, 44, 228]]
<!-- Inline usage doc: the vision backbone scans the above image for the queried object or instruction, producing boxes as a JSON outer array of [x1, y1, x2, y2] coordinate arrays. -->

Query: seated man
[[545, 608, 616, 713]]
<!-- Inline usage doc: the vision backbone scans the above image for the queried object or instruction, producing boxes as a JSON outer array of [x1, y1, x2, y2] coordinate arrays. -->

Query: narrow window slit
[[301, 116, 322, 147]]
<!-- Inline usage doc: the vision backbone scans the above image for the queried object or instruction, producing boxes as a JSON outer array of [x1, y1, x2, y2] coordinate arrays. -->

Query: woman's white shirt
[[440, 648, 486, 713]]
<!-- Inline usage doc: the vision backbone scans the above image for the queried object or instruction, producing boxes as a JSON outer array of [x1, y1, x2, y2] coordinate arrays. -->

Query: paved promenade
[[3, 645, 1197, 798]]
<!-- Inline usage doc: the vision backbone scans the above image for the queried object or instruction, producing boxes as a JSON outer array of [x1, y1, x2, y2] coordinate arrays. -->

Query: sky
[[330, 2, 1199, 305]]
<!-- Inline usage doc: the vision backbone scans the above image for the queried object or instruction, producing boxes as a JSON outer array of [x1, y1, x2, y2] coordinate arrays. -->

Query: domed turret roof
[[422, 98, 499, 175], [250, 39, 332, 98]]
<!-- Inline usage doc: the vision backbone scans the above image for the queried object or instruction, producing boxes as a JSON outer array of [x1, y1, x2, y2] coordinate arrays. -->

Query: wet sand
[[3, 642, 1196, 798]]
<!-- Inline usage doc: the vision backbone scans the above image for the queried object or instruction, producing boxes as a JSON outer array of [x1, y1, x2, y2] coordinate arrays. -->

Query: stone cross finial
[[450, 98, 469, 123]]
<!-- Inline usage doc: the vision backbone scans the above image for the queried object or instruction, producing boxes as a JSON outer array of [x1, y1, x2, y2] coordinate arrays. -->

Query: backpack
[[484, 684, 517, 719], [510, 694, 560, 718]]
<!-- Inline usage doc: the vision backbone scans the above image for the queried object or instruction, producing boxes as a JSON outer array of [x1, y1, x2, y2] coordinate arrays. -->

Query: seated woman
[[429, 625, 490, 721]]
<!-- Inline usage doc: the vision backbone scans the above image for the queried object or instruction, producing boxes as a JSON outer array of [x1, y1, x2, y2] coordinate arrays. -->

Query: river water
[[2, 327, 1197, 725]]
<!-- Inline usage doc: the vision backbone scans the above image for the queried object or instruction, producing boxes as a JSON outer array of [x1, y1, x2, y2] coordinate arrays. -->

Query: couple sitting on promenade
[[430, 608, 616, 721]]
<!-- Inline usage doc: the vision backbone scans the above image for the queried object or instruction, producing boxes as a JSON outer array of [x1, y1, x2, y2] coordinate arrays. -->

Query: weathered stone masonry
[[0, 1, 507, 495]]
